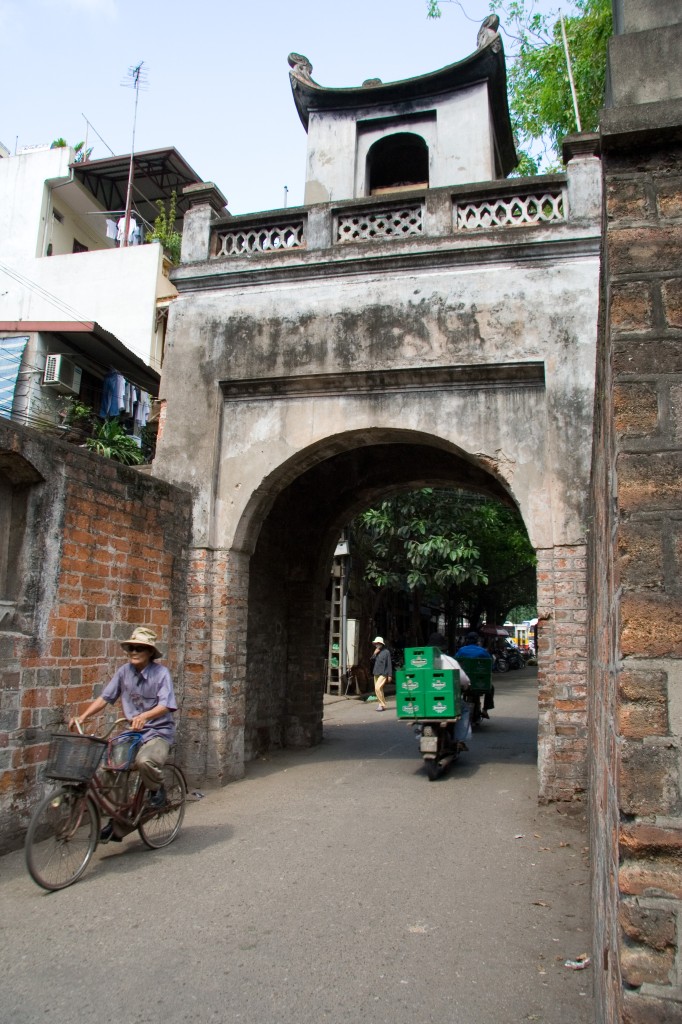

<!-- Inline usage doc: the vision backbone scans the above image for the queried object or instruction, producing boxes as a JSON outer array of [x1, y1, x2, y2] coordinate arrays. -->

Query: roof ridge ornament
[[477, 14, 501, 52], [288, 53, 313, 81]]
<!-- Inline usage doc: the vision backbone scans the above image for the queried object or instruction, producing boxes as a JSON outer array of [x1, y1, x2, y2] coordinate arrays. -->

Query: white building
[[0, 143, 209, 430]]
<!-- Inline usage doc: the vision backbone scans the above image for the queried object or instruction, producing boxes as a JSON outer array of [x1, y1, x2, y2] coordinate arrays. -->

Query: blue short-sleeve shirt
[[101, 660, 177, 743]]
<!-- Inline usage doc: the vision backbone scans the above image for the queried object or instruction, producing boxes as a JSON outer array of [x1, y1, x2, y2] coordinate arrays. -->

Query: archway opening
[[242, 434, 536, 761], [329, 487, 536, 699], [367, 133, 429, 195]]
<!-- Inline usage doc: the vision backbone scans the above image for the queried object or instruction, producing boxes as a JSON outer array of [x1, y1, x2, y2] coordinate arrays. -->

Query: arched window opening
[[0, 453, 42, 629], [367, 133, 429, 196]]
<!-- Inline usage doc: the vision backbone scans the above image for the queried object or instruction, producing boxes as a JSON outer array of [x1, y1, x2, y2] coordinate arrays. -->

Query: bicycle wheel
[[25, 788, 98, 891], [138, 764, 186, 849]]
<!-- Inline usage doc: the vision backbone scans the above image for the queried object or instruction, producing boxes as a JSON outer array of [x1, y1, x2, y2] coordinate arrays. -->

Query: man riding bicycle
[[69, 626, 177, 843]]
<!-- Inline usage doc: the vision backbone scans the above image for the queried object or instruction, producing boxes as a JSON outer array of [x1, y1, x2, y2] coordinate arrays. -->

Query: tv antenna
[[121, 61, 148, 247]]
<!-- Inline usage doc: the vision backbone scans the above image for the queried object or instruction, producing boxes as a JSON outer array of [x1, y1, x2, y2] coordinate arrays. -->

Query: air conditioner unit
[[42, 354, 82, 395]]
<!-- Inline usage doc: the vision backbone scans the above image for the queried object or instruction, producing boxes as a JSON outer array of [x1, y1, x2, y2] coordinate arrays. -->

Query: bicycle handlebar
[[72, 716, 130, 740]]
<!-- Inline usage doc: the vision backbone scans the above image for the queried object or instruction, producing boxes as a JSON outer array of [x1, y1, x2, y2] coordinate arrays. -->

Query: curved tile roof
[[288, 32, 517, 176]]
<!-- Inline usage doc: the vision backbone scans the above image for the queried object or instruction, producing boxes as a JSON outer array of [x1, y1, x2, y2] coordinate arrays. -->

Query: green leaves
[[508, 0, 611, 162], [426, 0, 612, 171], [351, 488, 535, 627], [146, 189, 182, 264], [85, 419, 144, 465]]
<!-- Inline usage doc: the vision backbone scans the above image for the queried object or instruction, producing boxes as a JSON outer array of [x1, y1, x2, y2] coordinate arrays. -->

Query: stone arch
[[235, 428, 527, 761], [366, 132, 429, 194]]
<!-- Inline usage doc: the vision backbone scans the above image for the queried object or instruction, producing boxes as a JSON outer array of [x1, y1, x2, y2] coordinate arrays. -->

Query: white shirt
[[439, 652, 471, 688]]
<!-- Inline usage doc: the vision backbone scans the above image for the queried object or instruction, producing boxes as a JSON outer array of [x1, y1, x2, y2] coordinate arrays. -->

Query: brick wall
[[590, 139, 682, 1022], [0, 419, 192, 850], [182, 547, 248, 783], [537, 545, 589, 801]]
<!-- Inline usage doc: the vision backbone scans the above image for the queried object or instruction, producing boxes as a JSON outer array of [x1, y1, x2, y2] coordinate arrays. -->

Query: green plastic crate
[[396, 692, 426, 718], [457, 656, 493, 693], [403, 646, 440, 670], [396, 669, 424, 694], [424, 690, 461, 717], [425, 669, 459, 694]]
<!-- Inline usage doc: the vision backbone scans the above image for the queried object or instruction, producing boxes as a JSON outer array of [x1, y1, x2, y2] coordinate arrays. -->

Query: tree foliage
[[426, 0, 612, 170], [350, 489, 536, 642]]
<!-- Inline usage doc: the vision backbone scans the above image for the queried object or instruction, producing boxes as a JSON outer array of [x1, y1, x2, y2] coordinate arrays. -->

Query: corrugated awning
[[0, 322, 159, 394]]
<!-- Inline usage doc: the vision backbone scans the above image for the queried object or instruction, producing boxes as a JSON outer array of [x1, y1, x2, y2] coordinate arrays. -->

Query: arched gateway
[[154, 21, 602, 801]]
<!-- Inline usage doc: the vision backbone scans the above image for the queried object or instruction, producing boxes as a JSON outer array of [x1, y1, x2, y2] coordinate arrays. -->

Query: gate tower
[[154, 17, 602, 800]]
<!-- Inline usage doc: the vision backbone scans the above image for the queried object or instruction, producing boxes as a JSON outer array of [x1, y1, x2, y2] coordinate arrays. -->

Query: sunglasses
[[127, 645, 150, 653]]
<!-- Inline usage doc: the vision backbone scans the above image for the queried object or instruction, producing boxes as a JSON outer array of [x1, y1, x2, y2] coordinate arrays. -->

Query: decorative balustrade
[[209, 181, 569, 261], [336, 204, 423, 243], [454, 189, 566, 230], [214, 219, 305, 257]]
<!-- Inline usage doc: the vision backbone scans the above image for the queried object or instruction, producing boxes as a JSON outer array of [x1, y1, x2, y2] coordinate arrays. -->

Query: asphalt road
[[0, 669, 594, 1024]]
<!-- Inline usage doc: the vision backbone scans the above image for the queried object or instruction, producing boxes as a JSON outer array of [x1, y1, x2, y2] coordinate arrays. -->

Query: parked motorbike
[[493, 641, 524, 672]]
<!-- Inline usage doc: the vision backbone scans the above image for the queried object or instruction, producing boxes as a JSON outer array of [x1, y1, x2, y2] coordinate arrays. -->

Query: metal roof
[[71, 147, 203, 229], [0, 321, 160, 393]]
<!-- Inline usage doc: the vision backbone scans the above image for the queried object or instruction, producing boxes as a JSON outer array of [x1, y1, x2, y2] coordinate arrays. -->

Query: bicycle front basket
[[45, 733, 107, 782], [104, 731, 144, 772]]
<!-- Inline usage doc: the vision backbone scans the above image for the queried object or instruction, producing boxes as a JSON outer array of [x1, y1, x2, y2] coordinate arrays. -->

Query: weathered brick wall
[[537, 545, 589, 802], [589, 140, 682, 1022], [0, 419, 192, 850], [183, 547, 248, 783]]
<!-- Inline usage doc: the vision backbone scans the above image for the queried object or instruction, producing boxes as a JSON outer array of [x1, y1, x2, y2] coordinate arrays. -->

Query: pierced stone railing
[[336, 204, 423, 243], [207, 179, 572, 262], [454, 190, 566, 230], [214, 219, 305, 257]]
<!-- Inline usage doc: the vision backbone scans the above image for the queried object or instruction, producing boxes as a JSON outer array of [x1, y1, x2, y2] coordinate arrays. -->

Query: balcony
[[176, 137, 601, 280]]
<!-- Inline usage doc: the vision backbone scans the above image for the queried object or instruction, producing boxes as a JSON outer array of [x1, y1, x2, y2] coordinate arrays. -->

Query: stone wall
[[0, 419, 192, 850], [590, 135, 682, 1023]]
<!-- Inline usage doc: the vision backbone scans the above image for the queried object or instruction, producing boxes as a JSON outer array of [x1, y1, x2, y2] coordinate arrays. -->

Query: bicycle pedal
[[100, 822, 123, 843]]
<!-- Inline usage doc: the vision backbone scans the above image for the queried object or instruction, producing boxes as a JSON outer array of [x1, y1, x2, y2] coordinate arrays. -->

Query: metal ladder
[[326, 562, 344, 695]]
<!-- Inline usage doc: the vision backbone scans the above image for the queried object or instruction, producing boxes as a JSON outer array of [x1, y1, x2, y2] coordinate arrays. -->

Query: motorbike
[[413, 704, 471, 781], [493, 640, 525, 672]]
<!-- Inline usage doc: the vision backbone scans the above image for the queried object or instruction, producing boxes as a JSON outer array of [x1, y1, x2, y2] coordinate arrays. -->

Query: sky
[[2, 0, 559, 216]]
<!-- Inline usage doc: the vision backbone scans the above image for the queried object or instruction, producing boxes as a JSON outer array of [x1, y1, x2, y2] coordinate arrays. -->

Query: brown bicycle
[[25, 718, 186, 891]]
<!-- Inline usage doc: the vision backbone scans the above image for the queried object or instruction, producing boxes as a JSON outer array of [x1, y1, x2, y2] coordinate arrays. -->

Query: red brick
[[617, 523, 664, 591], [619, 741, 680, 815], [620, 943, 674, 986], [611, 282, 655, 332], [619, 452, 682, 513], [607, 179, 650, 221], [661, 277, 682, 329], [621, 593, 682, 657], [622, 993, 682, 1024], [619, 861, 682, 899], [609, 225, 682, 275], [620, 823, 682, 858], [614, 338, 682, 375], [656, 183, 682, 220], [619, 902, 676, 951], [613, 382, 659, 437]]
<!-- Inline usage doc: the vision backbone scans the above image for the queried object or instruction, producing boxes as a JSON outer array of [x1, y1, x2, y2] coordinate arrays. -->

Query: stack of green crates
[[396, 647, 462, 719], [456, 656, 493, 693]]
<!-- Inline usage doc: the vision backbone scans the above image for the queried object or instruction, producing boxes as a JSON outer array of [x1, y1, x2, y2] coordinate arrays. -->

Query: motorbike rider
[[427, 633, 472, 750], [454, 631, 495, 720]]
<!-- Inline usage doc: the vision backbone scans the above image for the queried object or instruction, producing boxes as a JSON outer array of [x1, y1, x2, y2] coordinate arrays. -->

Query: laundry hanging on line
[[99, 369, 152, 430]]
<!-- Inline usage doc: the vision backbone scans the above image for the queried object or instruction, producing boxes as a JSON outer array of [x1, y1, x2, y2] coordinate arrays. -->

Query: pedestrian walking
[[371, 636, 392, 712]]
